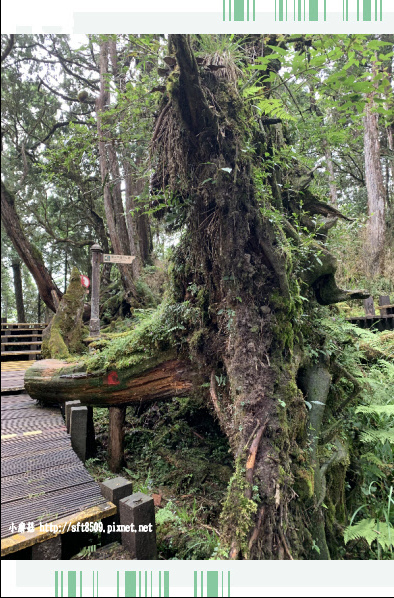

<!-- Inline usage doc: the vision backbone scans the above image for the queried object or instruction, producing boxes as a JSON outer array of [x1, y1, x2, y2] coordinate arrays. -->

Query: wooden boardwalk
[[346, 295, 394, 331], [1, 322, 44, 360], [1, 362, 116, 557]]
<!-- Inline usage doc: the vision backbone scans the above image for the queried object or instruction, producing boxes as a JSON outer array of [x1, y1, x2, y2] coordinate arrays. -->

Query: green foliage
[[85, 300, 201, 372], [242, 89, 296, 122], [344, 517, 393, 551], [88, 395, 233, 560], [219, 460, 259, 554]]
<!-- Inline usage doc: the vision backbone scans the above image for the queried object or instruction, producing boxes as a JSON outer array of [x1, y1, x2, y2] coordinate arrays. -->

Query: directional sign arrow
[[102, 254, 136, 264]]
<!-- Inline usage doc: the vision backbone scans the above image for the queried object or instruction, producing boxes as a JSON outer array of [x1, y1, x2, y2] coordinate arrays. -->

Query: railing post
[[89, 244, 103, 338]]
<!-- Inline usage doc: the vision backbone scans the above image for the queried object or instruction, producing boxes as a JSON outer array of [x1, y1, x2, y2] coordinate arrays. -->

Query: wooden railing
[[1, 322, 45, 359]]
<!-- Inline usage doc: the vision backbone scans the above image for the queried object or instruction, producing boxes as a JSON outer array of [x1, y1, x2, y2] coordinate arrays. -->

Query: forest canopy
[[1, 33, 393, 561]]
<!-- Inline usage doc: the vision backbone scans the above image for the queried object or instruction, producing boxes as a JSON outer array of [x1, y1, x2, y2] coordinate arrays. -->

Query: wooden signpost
[[89, 244, 135, 338], [87, 245, 136, 471], [103, 254, 135, 264]]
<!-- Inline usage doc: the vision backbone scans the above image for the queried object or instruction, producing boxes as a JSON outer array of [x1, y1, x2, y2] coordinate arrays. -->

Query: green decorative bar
[[309, 0, 318, 20], [68, 572, 76, 598], [55, 572, 59, 598], [164, 572, 169, 598], [194, 572, 198, 598], [363, 0, 371, 20], [234, 0, 244, 20], [207, 571, 219, 598], [279, 0, 284, 20], [125, 571, 137, 598], [298, 0, 302, 20], [80, 572, 82, 598]]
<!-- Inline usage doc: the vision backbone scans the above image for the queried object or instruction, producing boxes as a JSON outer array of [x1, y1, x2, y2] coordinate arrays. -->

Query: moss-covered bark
[[41, 266, 87, 359], [150, 35, 368, 560]]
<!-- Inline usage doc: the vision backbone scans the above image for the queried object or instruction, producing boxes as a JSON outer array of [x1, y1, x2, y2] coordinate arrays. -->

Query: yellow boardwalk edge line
[[0, 386, 25, 393], [1, 360, 33, 371], [1, 502, 116, 556], [2, 431, 42, 440]]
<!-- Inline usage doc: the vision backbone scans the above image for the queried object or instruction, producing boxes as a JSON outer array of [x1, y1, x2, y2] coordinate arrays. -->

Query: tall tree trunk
[[124, 160, 142, 277], [1, 181, 63, 312], [96, 40, 136, 301], [323, 141, 338, 206], [11, 257, 26, 322], [108, 39, 150, 272], [364, 95, 386, 277], [150, 35, 365, 560]]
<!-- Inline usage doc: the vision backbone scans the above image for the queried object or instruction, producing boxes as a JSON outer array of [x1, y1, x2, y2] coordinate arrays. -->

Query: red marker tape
[[106, 371, 120, 385]]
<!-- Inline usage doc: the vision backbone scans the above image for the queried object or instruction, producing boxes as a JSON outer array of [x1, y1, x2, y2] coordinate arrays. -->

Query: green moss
[[42, 267, 87, 359], [84, 300, 201, 374], [188, 328, 207, 354], [294, 466, 315, 500], [30, 243, 44, 264], [45, 328, 69, 359], [219, 458, 258, 554], [166, 71, 180, 95]]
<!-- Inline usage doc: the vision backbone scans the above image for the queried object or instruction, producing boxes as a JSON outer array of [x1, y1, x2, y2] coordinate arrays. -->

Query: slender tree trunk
[[11, 257, 26, 322], [364, 98, 386, 277], [37, 292, 41, 323], [1, 181, 63, 312], [64, 221, 68, 293], [323, 141, 338, 206], [96, 41, 136, 300]]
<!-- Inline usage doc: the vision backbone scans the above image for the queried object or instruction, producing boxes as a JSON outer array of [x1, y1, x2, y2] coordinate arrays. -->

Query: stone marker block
[[32, 536, 62, 560], [119, 492, 157, 559], [70, 406, 87, 462], [100, 477, 133, 508], [65, 400, 81, 433], [100, 477, 134, 545]]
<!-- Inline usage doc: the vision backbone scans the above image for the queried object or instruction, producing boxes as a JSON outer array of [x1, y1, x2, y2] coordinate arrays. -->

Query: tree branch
[[1, 34, 15, 63]]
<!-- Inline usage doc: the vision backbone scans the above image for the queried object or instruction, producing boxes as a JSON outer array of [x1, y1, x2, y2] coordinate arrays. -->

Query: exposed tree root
[[245, 419, 269, 500]]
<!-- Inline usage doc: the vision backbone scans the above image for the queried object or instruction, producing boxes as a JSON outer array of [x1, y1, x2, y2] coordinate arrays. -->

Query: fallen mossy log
[[25, 355, 196, 407]]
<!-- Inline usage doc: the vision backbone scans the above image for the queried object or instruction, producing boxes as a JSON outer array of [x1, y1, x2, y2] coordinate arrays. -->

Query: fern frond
[[359, 429, 394, 445], [345, 517, 394, 549], [356, 405, 394, 416], [375, 524, 394, 551], [360, 452, 393, 471], [344, 518, 377, 546]]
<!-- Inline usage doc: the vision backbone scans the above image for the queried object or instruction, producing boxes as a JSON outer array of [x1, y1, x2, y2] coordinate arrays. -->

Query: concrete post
[[70, 406, 88, 462], [65, 400, 81, 433], [89, 244, 103, 338], [100, 477, 134, 545], [119, 492, 157, 559]]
